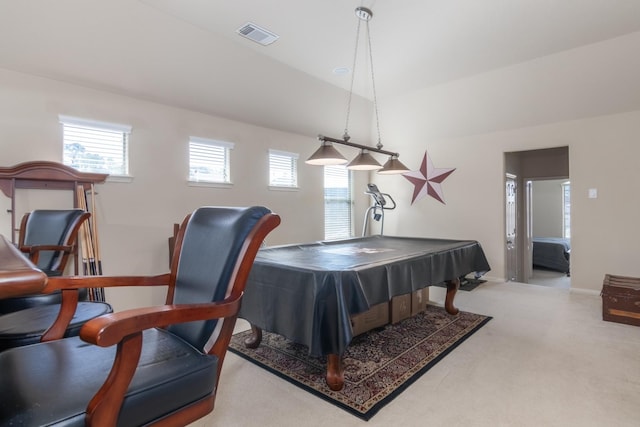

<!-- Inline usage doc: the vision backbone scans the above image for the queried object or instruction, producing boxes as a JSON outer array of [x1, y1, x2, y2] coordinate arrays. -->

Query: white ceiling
[[140, 0, 640, 98], [1, 0, 640, 137]]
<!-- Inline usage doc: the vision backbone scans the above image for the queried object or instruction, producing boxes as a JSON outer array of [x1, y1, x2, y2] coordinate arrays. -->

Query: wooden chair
[[19, 209, 90, 277], [0, 206, 280, 426], [0, 209, 113, 350], [0, 209, 92, 314]]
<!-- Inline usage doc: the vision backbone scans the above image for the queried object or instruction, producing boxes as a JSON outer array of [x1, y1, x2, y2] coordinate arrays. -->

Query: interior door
[[505, 174, 517, 281]]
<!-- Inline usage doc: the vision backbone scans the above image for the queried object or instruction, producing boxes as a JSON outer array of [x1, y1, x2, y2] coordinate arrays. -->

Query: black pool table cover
[[240, 235, 490, 356]]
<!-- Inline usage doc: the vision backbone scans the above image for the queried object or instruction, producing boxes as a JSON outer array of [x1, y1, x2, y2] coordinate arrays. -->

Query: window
[[188, 137, 234, 184], [60, 115, 131, 176], [269, 149, 298, 188], [562, 181, 571, 238], [324, 165, 352, 240]]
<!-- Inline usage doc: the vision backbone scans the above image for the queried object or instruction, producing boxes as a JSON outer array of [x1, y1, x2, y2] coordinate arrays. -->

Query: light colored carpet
[[190, 280, 640, 427], [529, 268, 571, 289]]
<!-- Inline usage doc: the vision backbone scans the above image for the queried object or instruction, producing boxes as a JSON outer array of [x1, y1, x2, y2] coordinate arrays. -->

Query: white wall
[[3, 29, 640, 303], [376, 111, 640, 292], [0, 68, 370, 310], [374, 33, 640, 292]]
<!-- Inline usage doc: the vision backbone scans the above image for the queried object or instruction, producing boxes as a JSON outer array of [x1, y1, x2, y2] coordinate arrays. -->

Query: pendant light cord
[[344, 17, 363, 141], [343, 9, 382, 150], [365, 19, 383, 150]]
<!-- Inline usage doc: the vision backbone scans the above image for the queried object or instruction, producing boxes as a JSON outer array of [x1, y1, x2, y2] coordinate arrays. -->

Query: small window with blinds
[[269, 149, 298, 188], [324, 165, 352, 240], [60, 115, 131, 176], [189, 137, 234, 184]]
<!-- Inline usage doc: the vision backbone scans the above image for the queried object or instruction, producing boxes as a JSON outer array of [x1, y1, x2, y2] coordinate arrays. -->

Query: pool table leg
[[444, 277, 460, 315], [326, 354, 345, 391], [243, 324, 263, 349], [243, 325, 345, 391]]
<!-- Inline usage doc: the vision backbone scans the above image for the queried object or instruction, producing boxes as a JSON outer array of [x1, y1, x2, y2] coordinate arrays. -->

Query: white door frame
[[505, 173, 517, 281]]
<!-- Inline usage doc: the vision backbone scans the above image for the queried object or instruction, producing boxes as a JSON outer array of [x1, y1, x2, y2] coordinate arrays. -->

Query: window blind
[[269, 149, 298, 187], [189, 137, 234, 183], [60, 116, 130, 175], [324, 165, 352, 240]]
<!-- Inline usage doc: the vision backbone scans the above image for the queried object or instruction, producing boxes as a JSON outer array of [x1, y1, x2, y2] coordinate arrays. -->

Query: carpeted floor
[[229, 305, 491, 420]]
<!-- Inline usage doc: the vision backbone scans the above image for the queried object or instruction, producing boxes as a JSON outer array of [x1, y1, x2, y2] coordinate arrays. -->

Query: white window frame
[[324, 165, 353, 240], [188, 137, 234, 186], [269, 149, 299, 189], [59, 115, 131, 180]]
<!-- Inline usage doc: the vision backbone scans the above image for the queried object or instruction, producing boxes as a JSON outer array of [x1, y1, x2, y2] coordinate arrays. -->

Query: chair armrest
[[20, 244, 74, 265], [81, 294, 243, 347], [21, 244, 74, 254], [81, 293, 243, 425], [38, 274, 172, 341], [44, 274, 171, 292]]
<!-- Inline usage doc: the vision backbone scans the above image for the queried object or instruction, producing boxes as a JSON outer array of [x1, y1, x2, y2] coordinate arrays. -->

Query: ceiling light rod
[[317, 134, 398, 157]]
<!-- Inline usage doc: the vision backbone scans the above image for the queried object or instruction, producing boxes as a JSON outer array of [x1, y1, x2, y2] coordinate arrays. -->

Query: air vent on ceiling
[[237, 22, 279, 46]]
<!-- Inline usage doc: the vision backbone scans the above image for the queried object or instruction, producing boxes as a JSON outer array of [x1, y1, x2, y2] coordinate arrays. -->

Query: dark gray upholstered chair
[[19, 209, 90, 277], [0, 209, 113, 350], [0, 206, 280, 426], [0, 209, 91, 314]]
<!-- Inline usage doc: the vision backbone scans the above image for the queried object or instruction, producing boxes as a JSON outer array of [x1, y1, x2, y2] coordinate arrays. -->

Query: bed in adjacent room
[[532, 237, 570, 275]]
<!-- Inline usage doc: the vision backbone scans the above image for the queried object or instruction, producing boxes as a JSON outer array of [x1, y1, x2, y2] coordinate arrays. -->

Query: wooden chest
[[601, 274, 640, 327]]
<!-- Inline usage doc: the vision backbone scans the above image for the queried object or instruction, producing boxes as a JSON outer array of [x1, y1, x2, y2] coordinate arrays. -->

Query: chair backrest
[[19, 209, 90, 275], [166, 206, 276, 350]]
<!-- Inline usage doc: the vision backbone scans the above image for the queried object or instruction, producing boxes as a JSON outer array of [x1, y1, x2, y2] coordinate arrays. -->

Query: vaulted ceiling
[[1, 0, 639, 137]]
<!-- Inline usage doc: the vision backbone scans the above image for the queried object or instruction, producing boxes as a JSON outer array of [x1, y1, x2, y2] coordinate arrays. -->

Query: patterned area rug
[[229, 305, 491, 420]]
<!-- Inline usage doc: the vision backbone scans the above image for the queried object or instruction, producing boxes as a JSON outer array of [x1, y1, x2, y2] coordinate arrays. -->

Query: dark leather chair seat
[[0, 288, 88, 314], [0, 291, 60, 314], [0, 329, 218, 426], [0, 300, 112, 350]]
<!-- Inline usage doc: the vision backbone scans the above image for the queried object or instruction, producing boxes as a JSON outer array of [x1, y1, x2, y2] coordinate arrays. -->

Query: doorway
[[504, 147, 570, 287], [527, 179, 571, 288]]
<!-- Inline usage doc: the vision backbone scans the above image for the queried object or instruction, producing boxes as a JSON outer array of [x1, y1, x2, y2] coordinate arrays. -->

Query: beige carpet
[[190, 281, 640, 427]]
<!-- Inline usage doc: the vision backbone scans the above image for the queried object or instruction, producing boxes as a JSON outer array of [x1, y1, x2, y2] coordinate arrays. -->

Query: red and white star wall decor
[[402, 151, 455, 205]]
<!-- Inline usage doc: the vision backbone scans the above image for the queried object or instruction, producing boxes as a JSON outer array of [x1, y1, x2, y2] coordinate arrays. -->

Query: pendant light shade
[[378, 155, 409, 175], [305, 141, 348, 165], [346, 150, 382, 170]]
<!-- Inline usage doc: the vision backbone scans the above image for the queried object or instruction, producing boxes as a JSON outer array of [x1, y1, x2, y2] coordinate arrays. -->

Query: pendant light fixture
[[305, 6, 408, 174], [305, 139, 347, 165]]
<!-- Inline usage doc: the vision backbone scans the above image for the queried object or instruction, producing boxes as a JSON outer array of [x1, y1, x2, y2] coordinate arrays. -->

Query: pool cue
[[77, 185, 99, 300], [90, 183, 105, 301]]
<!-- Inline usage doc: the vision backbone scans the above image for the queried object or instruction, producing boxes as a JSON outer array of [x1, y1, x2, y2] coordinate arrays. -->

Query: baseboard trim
[[569, 288, 600, 296]]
